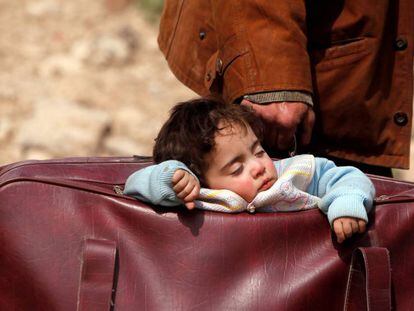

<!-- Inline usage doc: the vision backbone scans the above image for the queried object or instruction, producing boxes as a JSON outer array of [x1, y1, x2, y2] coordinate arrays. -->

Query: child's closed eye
[[231, 165, 243, 176], [255, 149, 266, 157]]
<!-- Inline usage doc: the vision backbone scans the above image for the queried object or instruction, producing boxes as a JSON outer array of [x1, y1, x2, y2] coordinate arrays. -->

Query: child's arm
[[308, 157, 375, 242], [124, 160, 200, 208]]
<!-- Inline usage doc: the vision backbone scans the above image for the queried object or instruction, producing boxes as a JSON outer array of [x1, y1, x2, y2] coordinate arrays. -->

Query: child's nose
[[251, 160, 265, 178]]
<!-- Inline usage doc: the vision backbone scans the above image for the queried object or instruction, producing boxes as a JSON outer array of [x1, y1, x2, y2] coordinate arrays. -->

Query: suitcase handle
[[77, 238, 117, 311], [344, 247, 391, 311]]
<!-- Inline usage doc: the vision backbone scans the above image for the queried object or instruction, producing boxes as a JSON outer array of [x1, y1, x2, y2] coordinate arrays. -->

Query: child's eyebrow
[[220, 139, 260, 172]]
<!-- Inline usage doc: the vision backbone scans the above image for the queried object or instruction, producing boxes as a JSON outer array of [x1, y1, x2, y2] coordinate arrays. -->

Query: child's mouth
[[259, 178, 274, 191]]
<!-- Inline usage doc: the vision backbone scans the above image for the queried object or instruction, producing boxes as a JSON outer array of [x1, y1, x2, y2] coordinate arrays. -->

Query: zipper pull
[[113, 185, 124, 195]]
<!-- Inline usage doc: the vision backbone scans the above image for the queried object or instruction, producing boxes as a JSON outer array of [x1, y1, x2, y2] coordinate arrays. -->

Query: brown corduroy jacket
[[158, 1, 414, 169]]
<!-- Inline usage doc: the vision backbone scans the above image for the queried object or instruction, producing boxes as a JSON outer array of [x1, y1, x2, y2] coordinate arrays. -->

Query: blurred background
[[0, 0, 412, 181], [0, 0, 195, 164]]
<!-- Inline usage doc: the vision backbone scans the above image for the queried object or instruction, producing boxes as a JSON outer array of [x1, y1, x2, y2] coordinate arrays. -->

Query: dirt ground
[[0, 0, 412, 181], [0, 0, 195, 164]]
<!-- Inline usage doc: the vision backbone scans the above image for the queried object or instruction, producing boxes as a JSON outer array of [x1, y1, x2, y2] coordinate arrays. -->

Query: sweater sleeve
[[123, 160, 198, 206], [307, 157, 375, 226], [243, 90, 313, 107]]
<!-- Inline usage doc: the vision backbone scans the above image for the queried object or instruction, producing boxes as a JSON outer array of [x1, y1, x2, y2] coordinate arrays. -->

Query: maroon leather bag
[[1, 156, 413, 310]]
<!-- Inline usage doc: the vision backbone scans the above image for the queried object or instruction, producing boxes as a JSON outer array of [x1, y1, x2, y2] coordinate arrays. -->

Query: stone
[[117, 26, 139, 51], [71, 31, 136, 67], [101, 107, 161, 156], [16, 99, 111, 158], [0, 118, 12, 141], [104, 0, 131, 12], [103, 135, 152, 156], [22, 148, 54, 161], [39, 54, 82, 77], [26, 0, 61, 17], [109, 107, 162, 142]]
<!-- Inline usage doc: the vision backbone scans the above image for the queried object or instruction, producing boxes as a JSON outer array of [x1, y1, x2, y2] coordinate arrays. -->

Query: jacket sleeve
[[123, 160, 198, 206], [210, 0, 312, 102], [307, 158, 376, 226]]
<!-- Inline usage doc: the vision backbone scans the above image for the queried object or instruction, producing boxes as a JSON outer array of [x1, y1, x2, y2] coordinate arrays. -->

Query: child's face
[[204, 122, 277, 202]]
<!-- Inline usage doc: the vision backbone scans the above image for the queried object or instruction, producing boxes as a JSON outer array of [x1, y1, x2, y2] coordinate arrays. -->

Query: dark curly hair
[[153, 97, 263, 185]]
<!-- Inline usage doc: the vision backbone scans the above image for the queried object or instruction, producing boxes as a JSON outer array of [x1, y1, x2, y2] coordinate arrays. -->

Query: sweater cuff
[[327, 195, 368, 227], [157, 160, 199, 203], [243, 90, 313, 107]]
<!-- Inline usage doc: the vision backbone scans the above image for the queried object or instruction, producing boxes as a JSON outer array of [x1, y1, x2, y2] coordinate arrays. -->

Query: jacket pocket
[[311, 37, 375, 72]]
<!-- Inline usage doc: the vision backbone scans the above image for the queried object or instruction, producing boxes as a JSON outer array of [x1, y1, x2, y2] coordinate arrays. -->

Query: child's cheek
[[265, 160, 277, 178], [233, 178, 257, 201]]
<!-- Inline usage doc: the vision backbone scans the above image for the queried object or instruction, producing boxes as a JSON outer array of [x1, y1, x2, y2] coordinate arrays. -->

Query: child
[[124, 98, 375, 243]]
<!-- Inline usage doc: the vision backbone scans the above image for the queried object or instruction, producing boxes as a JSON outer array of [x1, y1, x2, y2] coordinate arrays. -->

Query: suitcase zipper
[[1, 177, 136, 201], [113, 185, 124, 195], [375, 189, 414, 204]]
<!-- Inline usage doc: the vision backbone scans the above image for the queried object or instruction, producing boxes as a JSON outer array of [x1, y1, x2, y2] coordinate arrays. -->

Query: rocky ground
[[0, 0, 194, 164], [0, 0, 412, 181]]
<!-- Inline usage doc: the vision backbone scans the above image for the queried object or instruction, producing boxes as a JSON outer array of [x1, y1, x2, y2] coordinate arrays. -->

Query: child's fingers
[[334, 218, 367, 244], [176, 176, 199, 199], [176, 181, 195, 199], [183, 183, 200, 203], [342, 221, 354, 238], [358, 220, 367, 233], [173, 179, 186, 193], [172, 169, 186, 185], [185, 202, 196, 210], [172, 172, 191, 193], [333, 220, 345, 243], [350, 220, 359, 234], [182, 184, 200, 210]]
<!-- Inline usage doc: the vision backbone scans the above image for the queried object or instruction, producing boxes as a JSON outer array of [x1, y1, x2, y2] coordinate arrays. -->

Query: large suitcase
[[1, 156, 413, 310]]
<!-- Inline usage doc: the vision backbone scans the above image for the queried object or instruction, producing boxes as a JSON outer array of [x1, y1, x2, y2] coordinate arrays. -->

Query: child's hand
[[333, 217, 366, 243], [172, 169, 200, 210]]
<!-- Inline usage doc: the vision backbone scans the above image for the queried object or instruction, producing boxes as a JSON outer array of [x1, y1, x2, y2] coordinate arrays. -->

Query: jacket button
[[206, 72, 212, 81], [216, 58, 223, 75], [393, 112, 408, 126], [199, 31, 206, 40], [394, 37, 408, 51]]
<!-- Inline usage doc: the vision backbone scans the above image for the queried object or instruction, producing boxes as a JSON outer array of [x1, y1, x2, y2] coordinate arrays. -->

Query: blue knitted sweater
[[124, 155, 375, 225]]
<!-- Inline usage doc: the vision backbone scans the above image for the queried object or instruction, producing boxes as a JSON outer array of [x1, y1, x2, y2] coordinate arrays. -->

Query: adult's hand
[[241, 100, 315, 151]]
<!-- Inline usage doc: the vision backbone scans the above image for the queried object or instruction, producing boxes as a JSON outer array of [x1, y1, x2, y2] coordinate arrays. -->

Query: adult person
[[157, 1, 414, 174]]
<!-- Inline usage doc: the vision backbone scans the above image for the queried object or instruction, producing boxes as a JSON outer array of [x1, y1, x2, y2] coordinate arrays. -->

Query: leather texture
[[0, 157, 413, 310], [77, 238, 117, 311], [344, 247, 391, 311]]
